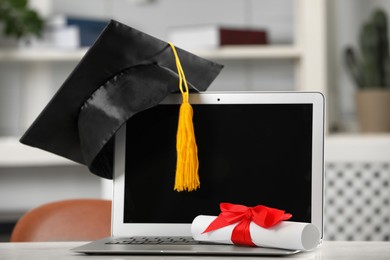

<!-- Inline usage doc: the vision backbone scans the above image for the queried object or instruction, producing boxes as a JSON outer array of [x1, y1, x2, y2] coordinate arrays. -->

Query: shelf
[[0, 48, 88, 62], [195, 45, 301, 60], [0, 137, 76, 167], [0, 46, 300, 62]]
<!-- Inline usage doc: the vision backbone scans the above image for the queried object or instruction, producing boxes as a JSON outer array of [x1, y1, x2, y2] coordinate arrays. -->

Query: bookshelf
[[0, 46, 302, 62], [0, 136, 74, 167], [0, 48, 88, 62], [191, 46, 301, 60], [8, 0, 383, 179], [0, 0, 328, 166], [0, 45, 303, 167]]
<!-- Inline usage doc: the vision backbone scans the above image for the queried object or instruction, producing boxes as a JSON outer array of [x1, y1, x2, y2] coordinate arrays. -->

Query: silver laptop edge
[[112, 91, 325, 239]]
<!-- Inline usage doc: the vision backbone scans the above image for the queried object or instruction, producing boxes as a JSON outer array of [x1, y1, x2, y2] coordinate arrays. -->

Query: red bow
[[202, 203, 292, 246]]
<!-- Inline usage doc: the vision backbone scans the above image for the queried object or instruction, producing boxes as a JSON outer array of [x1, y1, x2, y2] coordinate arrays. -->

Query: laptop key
[[105, 236, 199, 245]]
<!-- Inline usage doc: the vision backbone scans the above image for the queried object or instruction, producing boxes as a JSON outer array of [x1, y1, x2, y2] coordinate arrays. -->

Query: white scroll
[[191, 215, 320, 251]]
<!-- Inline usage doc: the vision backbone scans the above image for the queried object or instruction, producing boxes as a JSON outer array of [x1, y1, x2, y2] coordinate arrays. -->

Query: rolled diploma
[[191, 215, 320, 251]]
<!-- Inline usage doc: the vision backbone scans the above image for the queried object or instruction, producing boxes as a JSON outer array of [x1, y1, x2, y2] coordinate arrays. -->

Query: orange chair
[[10, 199, 111, 242]]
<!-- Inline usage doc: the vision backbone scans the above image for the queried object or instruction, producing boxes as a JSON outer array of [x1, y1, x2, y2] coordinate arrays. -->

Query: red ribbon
[[202, 203, 292, 246]]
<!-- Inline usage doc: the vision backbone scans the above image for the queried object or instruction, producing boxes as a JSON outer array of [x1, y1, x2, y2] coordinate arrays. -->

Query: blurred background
[[0, 0, 389, 242]]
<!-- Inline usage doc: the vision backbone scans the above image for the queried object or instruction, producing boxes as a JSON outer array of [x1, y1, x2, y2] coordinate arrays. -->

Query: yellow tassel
[[168, 42, 200, 192]]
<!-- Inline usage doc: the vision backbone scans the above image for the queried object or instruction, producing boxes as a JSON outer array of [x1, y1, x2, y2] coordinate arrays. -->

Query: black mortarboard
[[20, 20, 223, 183]]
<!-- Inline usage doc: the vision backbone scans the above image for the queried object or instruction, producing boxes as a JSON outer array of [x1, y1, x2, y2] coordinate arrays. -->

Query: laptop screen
[[123, 103, 313, 224]]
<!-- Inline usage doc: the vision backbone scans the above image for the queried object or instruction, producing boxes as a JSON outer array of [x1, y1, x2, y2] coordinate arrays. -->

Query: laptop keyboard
[[105, 236, 200, 245]]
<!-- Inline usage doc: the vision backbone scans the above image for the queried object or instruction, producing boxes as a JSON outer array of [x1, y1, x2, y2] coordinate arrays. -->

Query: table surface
[[1, 241, 390, 260]]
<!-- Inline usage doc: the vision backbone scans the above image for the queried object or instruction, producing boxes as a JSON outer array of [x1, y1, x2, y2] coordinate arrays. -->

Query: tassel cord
[[168, 42, 200, 192]]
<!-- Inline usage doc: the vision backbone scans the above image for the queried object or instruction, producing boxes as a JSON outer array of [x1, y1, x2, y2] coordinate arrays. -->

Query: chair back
[[10, 199, 111, 242]]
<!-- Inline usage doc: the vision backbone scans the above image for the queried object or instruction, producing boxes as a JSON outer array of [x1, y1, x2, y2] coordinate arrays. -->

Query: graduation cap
[[20, 20, 223, 191]]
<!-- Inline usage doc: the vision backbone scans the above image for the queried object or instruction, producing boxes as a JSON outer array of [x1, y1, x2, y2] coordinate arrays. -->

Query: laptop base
[[72, 237, 300, 256]]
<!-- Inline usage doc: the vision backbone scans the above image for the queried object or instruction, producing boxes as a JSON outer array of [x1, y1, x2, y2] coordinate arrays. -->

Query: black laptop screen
[[124, 104, 313, 223]]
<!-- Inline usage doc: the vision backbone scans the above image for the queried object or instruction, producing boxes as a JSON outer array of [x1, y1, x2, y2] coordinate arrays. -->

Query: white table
[[0, 241, 389, 260]]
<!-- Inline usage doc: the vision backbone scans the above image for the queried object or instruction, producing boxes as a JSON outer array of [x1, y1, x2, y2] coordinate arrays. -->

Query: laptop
[[73, 91, 324, 256]]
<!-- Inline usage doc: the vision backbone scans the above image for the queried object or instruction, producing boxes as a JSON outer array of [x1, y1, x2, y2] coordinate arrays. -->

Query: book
[[167, 25, 268, 50], [66, 17, 108, 47], [26, 15, 108, 48]]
